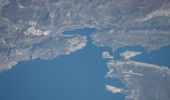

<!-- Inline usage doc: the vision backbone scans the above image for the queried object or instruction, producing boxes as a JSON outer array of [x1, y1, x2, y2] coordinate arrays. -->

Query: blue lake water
[[0, 28, 125, 100], [0, 28, 169, 100]]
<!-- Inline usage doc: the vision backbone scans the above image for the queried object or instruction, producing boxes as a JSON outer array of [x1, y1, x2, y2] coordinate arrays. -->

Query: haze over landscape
[[0, 0, 170, 100]]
